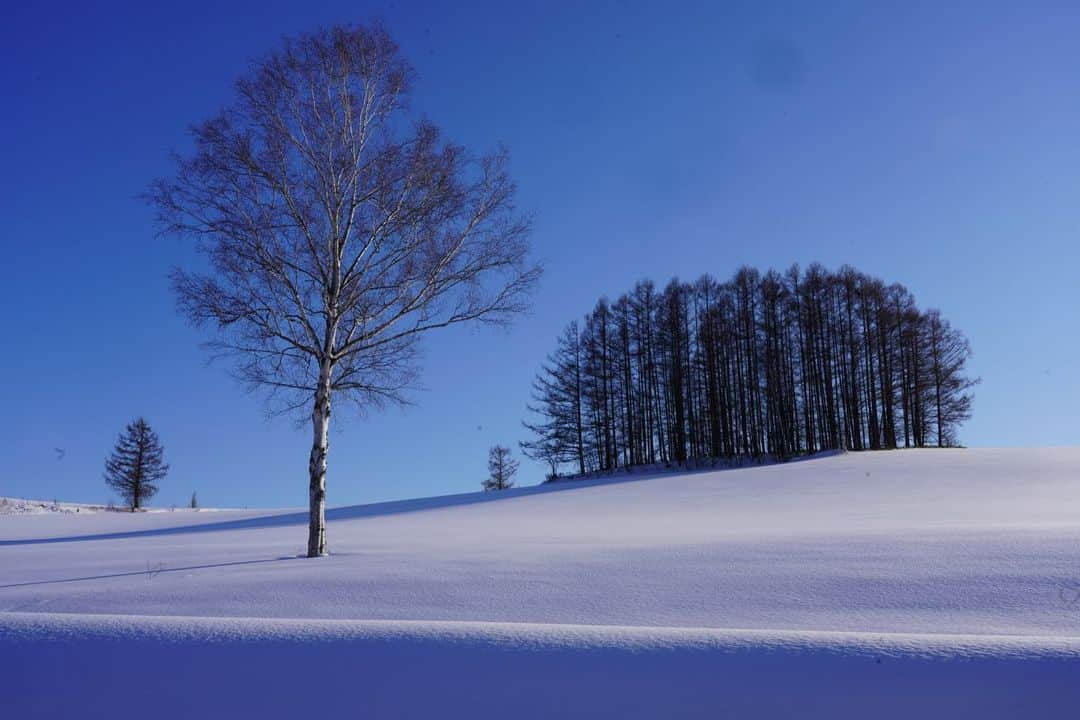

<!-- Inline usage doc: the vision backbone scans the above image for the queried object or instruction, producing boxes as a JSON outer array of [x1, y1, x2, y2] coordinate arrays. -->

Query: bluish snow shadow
[[0, 451, 843, 547]]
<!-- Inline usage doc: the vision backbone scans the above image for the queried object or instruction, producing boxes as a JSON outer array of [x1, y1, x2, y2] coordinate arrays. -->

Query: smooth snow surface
[[3, 448, 1080, 717], [5, 612, 1079, 719]]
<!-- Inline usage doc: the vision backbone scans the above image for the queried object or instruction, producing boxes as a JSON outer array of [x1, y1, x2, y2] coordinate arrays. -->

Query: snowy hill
[[3, 448, 1080, 717]]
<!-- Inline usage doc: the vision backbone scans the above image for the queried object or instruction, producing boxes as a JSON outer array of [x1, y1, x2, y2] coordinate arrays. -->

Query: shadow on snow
[[0, 451, 843, 547]]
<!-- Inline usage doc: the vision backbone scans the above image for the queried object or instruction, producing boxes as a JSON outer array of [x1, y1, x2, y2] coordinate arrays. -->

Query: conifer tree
[[482, 445, 519, 491], [104, 418, 169, 511], [521, 322, 586, 477]]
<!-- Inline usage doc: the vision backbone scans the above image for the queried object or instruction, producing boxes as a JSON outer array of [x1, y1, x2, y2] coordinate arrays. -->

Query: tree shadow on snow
[[0, 451, 842, 547], [0, 556, 296, 589]]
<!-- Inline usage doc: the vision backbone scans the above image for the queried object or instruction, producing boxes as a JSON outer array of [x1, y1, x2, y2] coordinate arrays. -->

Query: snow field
[[3, 448, 1080, 717]]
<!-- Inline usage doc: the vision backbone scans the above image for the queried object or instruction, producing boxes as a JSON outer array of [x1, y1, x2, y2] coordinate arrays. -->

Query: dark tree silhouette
[[923, 310, 978, 447], [483, 445, 519, 491], [525, 265, 978, 477], [104, 418, 169, 511], [150, 24, 539, 556], [520, 321, 586, 478]]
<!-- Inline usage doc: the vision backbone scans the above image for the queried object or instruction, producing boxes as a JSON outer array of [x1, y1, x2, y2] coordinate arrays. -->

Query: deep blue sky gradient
[[3, 1, 1078, 508]]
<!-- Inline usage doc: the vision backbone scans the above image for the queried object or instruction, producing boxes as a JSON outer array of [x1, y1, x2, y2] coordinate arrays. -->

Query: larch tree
[[483, 445, 519, 491], [924, 309, 978, 447], [149, 24, 539, 556], [104, 418, 169, 512], [520, 321, 586, 479]]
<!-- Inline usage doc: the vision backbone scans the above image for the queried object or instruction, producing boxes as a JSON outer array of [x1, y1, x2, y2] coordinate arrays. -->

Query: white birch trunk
[[307, 362, 332, 557]]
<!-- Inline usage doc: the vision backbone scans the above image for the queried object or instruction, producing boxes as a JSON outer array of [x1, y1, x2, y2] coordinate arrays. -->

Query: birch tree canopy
[[149, 24, 540, 556]]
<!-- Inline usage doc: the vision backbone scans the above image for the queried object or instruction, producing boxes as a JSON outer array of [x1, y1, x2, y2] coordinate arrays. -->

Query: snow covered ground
[[0, 496, 113, 514], [0, 496, 246, 515], [3, 448, 1080, 717]]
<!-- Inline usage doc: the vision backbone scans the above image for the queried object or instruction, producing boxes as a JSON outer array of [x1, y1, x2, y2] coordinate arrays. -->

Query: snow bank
[[3, 612, 1078, 719], [0, 497, 108, 515], [0, 496, 241, 516]]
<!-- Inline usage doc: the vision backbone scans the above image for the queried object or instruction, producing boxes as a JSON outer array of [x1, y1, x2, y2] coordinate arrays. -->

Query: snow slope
[[3, 448, 1080, 717]]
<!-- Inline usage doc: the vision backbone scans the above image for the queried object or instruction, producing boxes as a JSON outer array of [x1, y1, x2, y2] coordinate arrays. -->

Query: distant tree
[[149, 24, 539, 556], [104, 418, 168, 512], [518, 434, 559, 481], [483, 445, 519, 491], [923, 310, 979, 447], [190, 491, 198, 509], [521, 322, 586, 477]]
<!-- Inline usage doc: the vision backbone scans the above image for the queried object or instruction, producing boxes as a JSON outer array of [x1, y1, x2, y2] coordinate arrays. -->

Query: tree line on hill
[[522, 264, 978, 478]]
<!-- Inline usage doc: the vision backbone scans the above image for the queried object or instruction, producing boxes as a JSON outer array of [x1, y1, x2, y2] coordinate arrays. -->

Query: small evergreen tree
[[482, 445, 519, 491], [103, 418, 169, 511]]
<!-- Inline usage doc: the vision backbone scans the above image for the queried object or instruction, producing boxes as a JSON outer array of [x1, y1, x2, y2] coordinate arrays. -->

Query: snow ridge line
[[2, 611, 1078, 659]]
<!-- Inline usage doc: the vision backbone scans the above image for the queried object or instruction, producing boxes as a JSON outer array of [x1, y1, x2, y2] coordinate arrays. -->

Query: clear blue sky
[[2, 1, 1078, 508]]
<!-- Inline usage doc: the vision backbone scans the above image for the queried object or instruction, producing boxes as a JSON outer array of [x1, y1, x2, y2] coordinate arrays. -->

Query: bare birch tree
[[149, 24, 540, 556]]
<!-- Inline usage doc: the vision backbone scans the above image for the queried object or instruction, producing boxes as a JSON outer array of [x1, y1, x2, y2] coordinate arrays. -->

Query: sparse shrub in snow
[[145, 562, 164, 581]]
